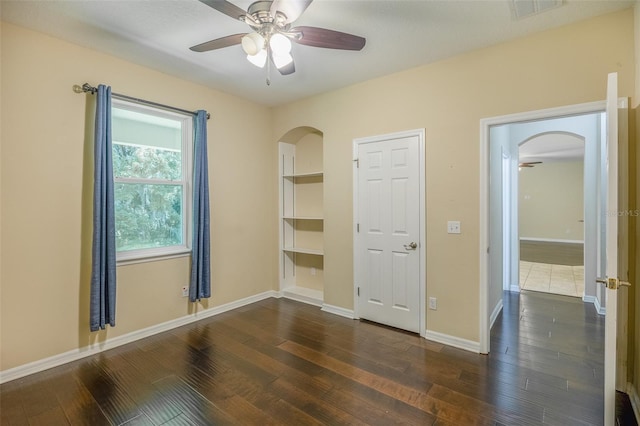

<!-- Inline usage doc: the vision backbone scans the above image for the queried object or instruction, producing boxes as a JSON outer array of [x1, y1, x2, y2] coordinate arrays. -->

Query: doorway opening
[[479, 101, 606, 354], [518, 133, 587, 298]]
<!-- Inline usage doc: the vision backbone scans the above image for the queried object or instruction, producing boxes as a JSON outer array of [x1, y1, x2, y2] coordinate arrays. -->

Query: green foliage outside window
[[113, 143, 184, 251], [113, 144, 181, 180]]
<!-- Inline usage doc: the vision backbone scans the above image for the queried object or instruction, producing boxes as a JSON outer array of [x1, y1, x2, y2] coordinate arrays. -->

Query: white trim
[[583, 294, 606, 315], [519, 237, 584, 244], [489, 299, 503, 329], [321, 304, 355, 319], [112, 99, 194, 263], [509, 285, 521, 293], [480, 100, 606, 354], [627, 383, 640, 423], [596, 296, 606, 316], [117, 250, 191, 266], [479, 118, 490, 354], [424, 330, 480, 353], [281, 286, 323, 307], [0, 290, 277, 384], [353, 129, 427, 337]]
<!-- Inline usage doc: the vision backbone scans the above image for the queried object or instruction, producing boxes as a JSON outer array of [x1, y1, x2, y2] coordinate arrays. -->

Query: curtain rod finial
[[73, 83, 97, 94]]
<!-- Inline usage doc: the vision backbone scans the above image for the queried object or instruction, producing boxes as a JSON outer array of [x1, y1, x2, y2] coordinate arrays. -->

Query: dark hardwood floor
[[0, 292, 625, 425], [520, 241, 584, 266]]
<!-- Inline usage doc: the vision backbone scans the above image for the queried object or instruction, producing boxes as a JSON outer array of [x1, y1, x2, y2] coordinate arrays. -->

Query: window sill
[[116, 248, 191, 266]]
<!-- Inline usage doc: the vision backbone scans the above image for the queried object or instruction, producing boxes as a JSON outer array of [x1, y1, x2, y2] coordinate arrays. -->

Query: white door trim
[[479, 101, 606, 354], [353, 128, 426, 337]]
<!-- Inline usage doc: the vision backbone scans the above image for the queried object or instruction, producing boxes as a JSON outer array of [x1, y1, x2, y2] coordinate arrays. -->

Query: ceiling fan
[[519, 161, 542, 168], [190, 0, 366, 82]]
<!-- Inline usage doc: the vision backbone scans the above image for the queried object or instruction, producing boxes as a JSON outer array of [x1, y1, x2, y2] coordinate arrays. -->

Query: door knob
[[596, 277, 631, 289], [404, 242, 417, 250]]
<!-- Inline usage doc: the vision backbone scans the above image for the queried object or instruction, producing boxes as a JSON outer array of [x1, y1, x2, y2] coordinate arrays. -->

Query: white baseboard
[[583, 295, 606, 315], [490, 299, 503, 330], [627, 382, 640, 423], [321, 303, 355, 319], [1, 287, 488, 384], [424, 330, 480, 353], [519, 237, 584, 244], [281, 286, 323, 307], [0, 290, 277, 384]]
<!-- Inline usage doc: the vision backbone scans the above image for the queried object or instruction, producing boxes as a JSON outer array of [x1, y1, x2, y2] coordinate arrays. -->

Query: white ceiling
[[519, 133, 585, 163], [1, 0, 635, 106]]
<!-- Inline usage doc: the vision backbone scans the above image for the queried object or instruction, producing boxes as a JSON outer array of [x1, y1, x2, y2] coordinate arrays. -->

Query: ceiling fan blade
[[291, 26, 366, 51], [190, 33, 246, 52], [271, 0, 313, 23], [198, 0, 246, 21]]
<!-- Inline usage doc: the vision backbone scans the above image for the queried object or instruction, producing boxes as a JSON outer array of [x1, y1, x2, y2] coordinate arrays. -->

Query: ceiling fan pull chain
[[266, 44, 272, 86]]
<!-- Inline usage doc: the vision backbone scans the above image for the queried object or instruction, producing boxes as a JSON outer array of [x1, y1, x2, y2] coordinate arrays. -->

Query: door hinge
[[357, 287, 360, 296], [353, 158, 359, 168], [357, 223, 360, 232]]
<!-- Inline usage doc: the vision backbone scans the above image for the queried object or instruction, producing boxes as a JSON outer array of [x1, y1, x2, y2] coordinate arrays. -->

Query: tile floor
[[519, 261, 585, 297]]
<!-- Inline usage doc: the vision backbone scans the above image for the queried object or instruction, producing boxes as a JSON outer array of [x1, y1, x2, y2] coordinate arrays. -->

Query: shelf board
[[283, 247, 324, 256], [281, 286, 323, 307], [282, 216, 323, 221], [283, 171, 323, 178]]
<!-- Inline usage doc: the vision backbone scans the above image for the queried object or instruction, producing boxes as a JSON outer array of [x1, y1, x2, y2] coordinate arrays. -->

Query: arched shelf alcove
[[278, 126, 325, 306]]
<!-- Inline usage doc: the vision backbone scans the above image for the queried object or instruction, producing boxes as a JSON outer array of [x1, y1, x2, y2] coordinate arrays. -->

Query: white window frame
[[112, 99, 193, 264]]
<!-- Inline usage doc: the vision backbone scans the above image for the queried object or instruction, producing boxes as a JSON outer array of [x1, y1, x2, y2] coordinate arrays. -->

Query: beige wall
[[519, 161, 585, 241], [0, 23, 277, 371], [1, 7, 637, 373], [273, 9, 635, 342]]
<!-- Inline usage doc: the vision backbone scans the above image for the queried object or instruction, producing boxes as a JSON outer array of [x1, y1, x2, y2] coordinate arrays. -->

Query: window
[[111, 100, 193, 262]]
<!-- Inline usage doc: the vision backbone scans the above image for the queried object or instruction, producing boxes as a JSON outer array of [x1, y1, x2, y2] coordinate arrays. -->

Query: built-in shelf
[[281, 286, 323, 307], [282, 247, 324, 256], [279, 138, 324, 304], [283, 171, 323, 178], [282, 216, 323, 221]]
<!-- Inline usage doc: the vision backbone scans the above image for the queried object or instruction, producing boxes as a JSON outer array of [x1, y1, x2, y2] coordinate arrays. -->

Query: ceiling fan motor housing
[[245, 1, 289, 34]]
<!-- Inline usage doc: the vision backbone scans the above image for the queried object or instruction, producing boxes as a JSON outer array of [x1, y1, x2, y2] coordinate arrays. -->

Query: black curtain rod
[[73, 83, 210, 120]]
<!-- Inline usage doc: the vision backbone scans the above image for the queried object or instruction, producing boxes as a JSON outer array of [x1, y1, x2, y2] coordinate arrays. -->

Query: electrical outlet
[[447, 221, 461, 234], [311, 267, 316, 276], [429, 297, 437, 310], [181, 286, 189, 297]]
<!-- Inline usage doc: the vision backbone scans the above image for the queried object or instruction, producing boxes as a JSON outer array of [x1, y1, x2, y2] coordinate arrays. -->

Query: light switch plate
[[447, 221, 461, 234]]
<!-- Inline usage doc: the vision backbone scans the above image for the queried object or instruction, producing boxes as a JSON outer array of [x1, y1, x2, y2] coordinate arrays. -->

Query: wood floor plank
[[0, 387, 29, 426], [1, 291, 616, 425], [50, 369, 111, 426], [277, 340, 498, 425], [26, 405, 69, 426], [74, 359, 142, 425]]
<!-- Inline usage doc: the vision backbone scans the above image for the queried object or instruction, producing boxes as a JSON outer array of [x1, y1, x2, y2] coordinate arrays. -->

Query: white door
[[354, 130, 423, 333], [602, 72, 628, 426]]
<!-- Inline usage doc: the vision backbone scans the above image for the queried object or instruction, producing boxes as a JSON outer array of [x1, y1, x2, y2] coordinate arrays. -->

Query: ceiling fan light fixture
[[241, 32, 265, 56], [247, 49, 267, 67], [273, 52, 293, 69], [269, 33, 292, 55]]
